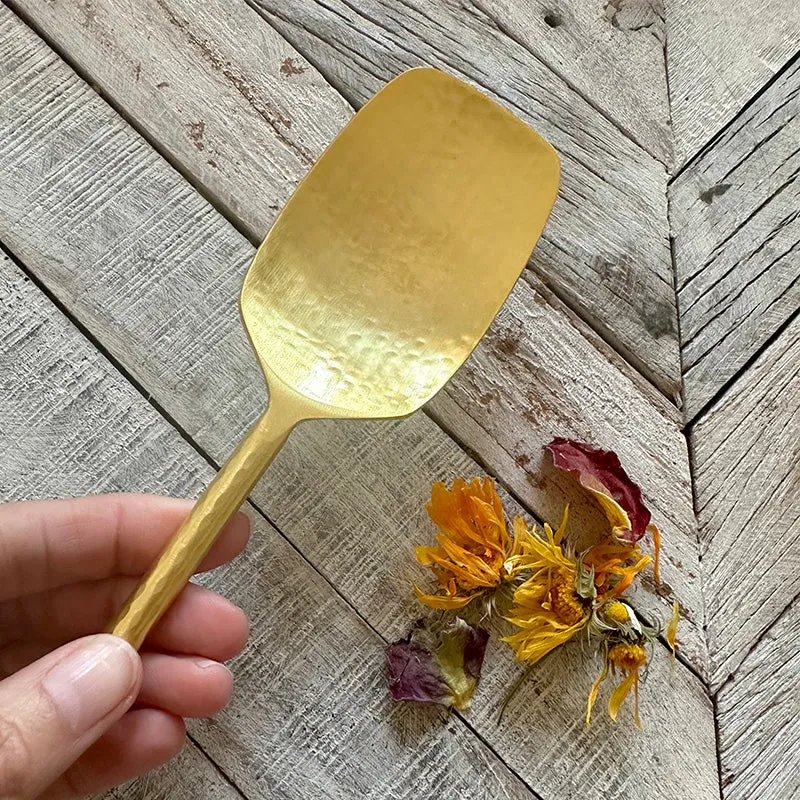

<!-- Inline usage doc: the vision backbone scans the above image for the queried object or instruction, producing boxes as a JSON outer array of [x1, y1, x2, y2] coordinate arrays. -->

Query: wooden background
[[0, 1, 798, 797]]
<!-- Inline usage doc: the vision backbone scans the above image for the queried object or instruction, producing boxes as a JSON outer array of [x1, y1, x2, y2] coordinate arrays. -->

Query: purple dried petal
[[545, 437, 651, 542], [462, 625, 489, 679], [386, 639, 450, 704], [386, 619, 488, 710]]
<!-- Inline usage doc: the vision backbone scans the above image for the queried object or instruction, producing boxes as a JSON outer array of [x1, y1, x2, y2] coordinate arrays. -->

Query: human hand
[[0, 494, 250, 799]]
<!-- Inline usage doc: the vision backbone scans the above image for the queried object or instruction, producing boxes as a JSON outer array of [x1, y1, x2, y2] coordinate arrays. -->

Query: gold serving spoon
[[109, 68, 560, 648]]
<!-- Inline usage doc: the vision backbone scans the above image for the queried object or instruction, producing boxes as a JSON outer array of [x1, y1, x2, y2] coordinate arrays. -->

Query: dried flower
[[396, 437, 679, 728], [415, 477, 529, 611], [586, 600, 658, 726], [503, 509, 593, 664], [583, 544, 652, 601], [386, 617, 489, 710]]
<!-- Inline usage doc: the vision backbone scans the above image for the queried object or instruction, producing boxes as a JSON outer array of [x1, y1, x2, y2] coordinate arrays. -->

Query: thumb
[[0, 634, 142, 799]]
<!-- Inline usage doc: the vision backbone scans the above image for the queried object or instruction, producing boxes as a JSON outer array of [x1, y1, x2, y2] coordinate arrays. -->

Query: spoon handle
[[107, 395, 299, 648]]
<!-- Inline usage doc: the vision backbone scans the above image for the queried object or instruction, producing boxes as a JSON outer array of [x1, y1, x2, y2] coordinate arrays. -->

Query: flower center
[[549, 578, 586, 626], [603, 601, 630, 624], [608, 642, 647, 671]]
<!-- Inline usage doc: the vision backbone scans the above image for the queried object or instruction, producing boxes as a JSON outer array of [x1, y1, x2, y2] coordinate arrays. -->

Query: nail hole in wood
[[544, 11, 562, 27]]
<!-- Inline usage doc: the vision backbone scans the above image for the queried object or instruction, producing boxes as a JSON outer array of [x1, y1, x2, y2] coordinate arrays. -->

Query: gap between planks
[[684, 302, 800, 432], [668, 47, 800, 188]]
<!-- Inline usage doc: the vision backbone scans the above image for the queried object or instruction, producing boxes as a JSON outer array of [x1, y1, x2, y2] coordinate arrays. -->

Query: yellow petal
[[424, 551, 497, 588], [667, 599, 680, 656], [586, 658, 609, 726], [604, 554, 652, 599], [589, 489, 632, 533], [608, 670, 638, 721], [415, 545, 441, 566], [649, 522, 662, 583], [553, 505, 569, 546], [414, 586, 474, 610]]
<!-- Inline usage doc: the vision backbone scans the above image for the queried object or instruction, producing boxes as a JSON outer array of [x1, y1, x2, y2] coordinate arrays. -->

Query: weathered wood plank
[[12, 0, 681, 397], [666, 0, 800, 169], [6, 0, 351, 246], [103, 740, 242, 799], [457, 0, 671, 164], [249, 0, 682, 397], [0, 252, 537, 799], [672, 57, 800, 420], [691, 311, 800, 689], [0, 12, 720, 797], [716, 594, 800, 800], [0, 0, 704, 670]]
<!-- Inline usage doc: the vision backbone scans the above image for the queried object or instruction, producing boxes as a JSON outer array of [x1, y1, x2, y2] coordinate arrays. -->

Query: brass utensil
[[109, 68, 560, 647]]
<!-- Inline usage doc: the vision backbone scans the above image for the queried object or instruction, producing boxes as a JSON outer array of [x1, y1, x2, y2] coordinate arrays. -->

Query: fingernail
[[43, 635, 140, 733], [194, 658, 231, 676]]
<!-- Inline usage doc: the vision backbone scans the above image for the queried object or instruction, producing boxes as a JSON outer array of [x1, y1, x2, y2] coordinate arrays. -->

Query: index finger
[[0, 494, 250, 601]]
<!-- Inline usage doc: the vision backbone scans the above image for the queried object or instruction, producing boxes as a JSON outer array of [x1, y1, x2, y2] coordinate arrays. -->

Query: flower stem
[[498, 663, 537, 723]]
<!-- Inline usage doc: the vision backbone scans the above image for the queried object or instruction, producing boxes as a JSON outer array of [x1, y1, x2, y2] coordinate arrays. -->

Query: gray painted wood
[[6, 0, 352, 248], [249, 0, 682, 397], [716, 593, 800, 800], [0, 251, 537, 799], [12, 0, 682, 398], [455, 0, 672, 165], [667, 0, 800, 169], [672, 57, 800, 420], [103, 741, 242, 799], [0, 11, 720, 798], [1, 0, 706, 670], [691, 312, 800, 690]]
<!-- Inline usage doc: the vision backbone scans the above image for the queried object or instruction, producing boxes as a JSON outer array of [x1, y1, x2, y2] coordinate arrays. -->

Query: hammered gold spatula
[[109, 68, 560, 647]]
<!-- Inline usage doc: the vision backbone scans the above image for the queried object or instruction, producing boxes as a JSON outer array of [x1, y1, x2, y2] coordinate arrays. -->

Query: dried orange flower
[[415, 477, 530, 611], [586, 600, 658, 727]]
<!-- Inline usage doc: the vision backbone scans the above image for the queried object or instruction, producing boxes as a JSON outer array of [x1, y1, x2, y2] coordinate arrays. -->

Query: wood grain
[[460, 0, 672, 165], [7, 0, 352, 245], [716, 594, 800, 800], [11, 0, 681, 397], [0, 251, 537, 799], [691, 311, 800, 690], [666, 0, 800, 168], [672, 57, 800, 420], [250, 0, 682, 397], [0, 0, 705, 672], [0, 12, 720, 798], [103, 741, 243, 799]]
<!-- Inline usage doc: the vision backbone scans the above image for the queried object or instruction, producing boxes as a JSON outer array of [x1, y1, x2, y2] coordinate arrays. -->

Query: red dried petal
[[545, 437, 651, 542]]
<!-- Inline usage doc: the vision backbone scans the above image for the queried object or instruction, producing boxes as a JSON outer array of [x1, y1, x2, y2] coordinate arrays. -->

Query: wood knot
[[280, 57, 306, 76]]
